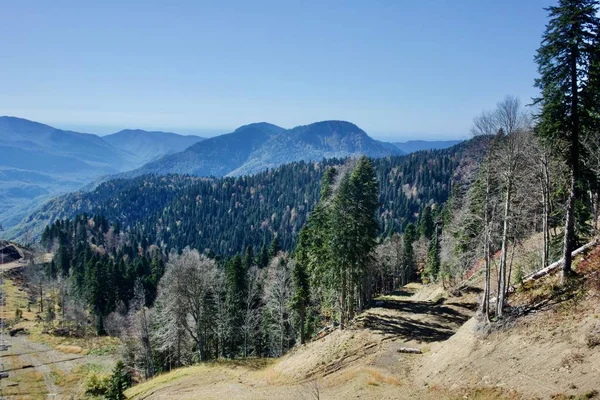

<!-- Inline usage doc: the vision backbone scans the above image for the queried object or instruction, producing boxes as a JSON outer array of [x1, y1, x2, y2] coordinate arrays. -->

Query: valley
[[0, 117, 452, 241], [2, 1, 600, 398]]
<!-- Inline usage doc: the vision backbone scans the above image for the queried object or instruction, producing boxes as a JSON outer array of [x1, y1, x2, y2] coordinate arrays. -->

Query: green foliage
[[419, 206, 435, 240], [291, 257, 310, 344], [106, 361, 131, 400], [268, 236, 281, 258], [36, 147, 464, 258], [295, 156, 380, 327], [84, 371, 111, 397], [225, 255, 247, 355], [402, 223, 417, 282], [534, 0, 599, 157], [425, 231, 441, 280], [41, 214, 164, 329]]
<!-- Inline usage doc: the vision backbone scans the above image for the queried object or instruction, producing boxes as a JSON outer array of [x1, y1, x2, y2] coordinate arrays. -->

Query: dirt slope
[[127, 283, 480, 400], [127, 251, 600, 400], [416, 246, 600, 400]]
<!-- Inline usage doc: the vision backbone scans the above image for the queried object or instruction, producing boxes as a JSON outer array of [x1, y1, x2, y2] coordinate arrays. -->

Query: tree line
[[34, 147, 463, 257]]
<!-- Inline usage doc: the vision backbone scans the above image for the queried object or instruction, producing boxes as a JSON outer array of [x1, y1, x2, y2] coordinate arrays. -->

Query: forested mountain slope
[[16, 137, 486, 254], [0, 117, 201, 231], [125, 120, 404, 179]]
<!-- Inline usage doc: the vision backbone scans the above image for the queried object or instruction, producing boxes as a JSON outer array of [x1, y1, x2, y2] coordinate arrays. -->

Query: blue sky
[[0, 1, 554, 140]]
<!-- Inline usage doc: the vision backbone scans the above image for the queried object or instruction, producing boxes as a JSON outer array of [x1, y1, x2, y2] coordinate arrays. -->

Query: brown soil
[[127, 283, 481, 400]]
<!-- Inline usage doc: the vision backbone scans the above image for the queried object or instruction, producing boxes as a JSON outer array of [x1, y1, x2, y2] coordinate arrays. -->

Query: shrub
[[84, 371, 111, 396], [106, 361, 131, 400], [586, 325, 600, 348], [14, 308, 22, 323]]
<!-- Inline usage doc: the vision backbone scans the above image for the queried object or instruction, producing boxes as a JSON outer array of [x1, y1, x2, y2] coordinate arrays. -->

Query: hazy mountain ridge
[[393, 139, 463, 153], [0, 116, 462, 235], [103, 129, 204, 165], [12, 137, 478, 249], [0, 116, 204, 231], [131, 120, 404, 178]]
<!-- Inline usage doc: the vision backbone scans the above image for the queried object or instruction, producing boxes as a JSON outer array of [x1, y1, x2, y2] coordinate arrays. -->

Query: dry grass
[[125, 365, 209, 399], [126, 359, 274, 399], [550, 390, 600, 400], [365, 368, 401, 386], [2, 369, 48, 400], [561, 351, 585, 368], [447, 387, 522, 400], [27, 323, 120, 356], [1, 276, 34, 324]]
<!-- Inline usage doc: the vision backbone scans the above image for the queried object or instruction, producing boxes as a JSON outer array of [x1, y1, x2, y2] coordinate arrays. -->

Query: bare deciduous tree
[[154, 248, 221, 363], [264, 255, 294, 357]]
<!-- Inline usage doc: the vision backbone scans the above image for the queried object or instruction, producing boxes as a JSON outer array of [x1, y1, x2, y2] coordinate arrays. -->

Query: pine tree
[[225, 255, 247, 356], [243, 245, 254, 270], [425, 228, 441, 280], [402, 223, 417, 283], [291, 258, 310, 344], [534, 0, 600, 282], [257, 243, 269, 268], [348, 156, 379, 311], [106, 361, 130, 400], [419, 206, 434, 240], [268, 236, 281, 258], [330, 173, 354, 328]]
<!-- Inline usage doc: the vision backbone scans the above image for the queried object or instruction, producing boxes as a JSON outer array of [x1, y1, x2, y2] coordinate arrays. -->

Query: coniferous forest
[[5, 1, 600, 397]]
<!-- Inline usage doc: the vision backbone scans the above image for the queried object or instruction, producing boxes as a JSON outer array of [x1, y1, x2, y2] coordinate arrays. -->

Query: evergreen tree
[[257, 243, 269, 268], [534, 0, 600, 282], [243, 245, 254, 269], [291, 257, 310, 344], [348, 156, 379, 310], [425, 229, 441, 280], [268, 236, 281, 258], [225, 255, 246, 356], [402, 223, 417, 283], [419, 206, 435, 240], [106, 361, 130, 400]]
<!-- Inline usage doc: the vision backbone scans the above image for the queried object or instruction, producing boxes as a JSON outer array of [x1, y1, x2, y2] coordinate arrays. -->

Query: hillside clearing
[[127, 282, 481, 400]]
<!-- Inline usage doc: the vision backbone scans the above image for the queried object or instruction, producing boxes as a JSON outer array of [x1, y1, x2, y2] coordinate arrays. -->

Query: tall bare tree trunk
[[481, 167, 492, 323], [39, 283, 43, 313], [340, 272, 346, 330], [497, 181, 512, 317], [541, 153, 550, 269], [562, 42, 580, 284]]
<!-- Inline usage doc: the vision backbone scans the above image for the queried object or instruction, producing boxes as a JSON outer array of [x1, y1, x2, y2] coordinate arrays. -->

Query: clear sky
[[1, 0, 554, 141]]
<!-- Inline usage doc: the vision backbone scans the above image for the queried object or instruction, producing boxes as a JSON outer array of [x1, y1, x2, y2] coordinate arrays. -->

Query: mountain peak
[[233, 122, 284, 134], [296, 120, 363, 133], [0, 116, 56, 136]]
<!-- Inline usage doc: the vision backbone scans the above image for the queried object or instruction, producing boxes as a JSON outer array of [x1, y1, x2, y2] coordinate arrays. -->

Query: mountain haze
[[130, 120, 404, 178], [0, 117, 202, 231], [393, 139, 463, 153], [103, 129, 204, 166]]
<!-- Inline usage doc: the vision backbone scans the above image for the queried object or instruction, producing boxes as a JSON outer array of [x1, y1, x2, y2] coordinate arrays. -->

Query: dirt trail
[[2, 335, 81, 398], [128, 283, 479, 400]]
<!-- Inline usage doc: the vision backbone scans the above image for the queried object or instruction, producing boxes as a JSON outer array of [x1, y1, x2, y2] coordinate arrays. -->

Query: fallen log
[[397, 347, 422, 354], [521, 238, 599, 284]]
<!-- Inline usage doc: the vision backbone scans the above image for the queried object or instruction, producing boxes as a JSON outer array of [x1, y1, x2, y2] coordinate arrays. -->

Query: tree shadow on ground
[[387, 288, 418, 297], [356, 313, 455, 342], [375, 299, 473, 326], [358, 293, 479, 343]]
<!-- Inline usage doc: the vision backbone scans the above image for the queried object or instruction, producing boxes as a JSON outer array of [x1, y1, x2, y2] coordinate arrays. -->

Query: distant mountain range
[[393, 139, 463, 153], [128, 120, 404, 179], [0, 116, 204, 229], [103, 129, 204, 166], [0, 116, 463, 235]]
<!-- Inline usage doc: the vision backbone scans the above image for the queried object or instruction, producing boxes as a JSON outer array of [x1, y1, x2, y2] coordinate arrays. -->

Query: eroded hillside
[[126, 244, 600, 400]]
